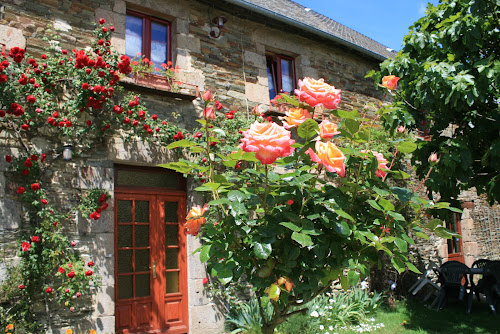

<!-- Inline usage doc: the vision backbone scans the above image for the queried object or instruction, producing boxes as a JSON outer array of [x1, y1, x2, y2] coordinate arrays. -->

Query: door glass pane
[[126, 14, 143, 58], [165, 224, 178, 245], [135, 225, 149, 247], [281, 58, 294, 93], [118, 275, 133, 299], [117, 200, 132, 223], [165, 271, 179, 294], [135, 201, 149, 223], [118, 225, 133, 248], [116, 170, 179, 189], [136, 274, 151, 297], [165, 248, 178, 269], [135, 249, 150, 272], [164, 202, 178, 222], [267, 57, 277, 99], [151, 21, 168, 71], [118, 250, 133, 273]]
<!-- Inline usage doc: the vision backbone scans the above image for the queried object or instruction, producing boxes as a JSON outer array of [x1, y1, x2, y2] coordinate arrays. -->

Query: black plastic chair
[[482, 260, 500, 314], [435, 261, 471, 314], [470, 259, 491, 302]]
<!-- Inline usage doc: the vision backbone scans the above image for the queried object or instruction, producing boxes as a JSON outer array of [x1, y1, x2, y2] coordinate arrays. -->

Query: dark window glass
[[266, 54, 295, 100]]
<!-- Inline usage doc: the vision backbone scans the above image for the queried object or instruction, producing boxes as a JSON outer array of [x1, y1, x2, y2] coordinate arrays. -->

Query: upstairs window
[[126, 10, 171, 70], [266, 54, 296, 100]]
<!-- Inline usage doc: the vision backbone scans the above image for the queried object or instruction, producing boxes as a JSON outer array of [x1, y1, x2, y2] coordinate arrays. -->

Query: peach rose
[[382, 75, 400, 90], [319, 120, 341, 139], [306, 141, 346, 176], [281, 108, 312, 129], [295, 78, 341, 110], [240, 121, 295, 164], [185, 204, 208, 236], [361, 150, 389, 178]]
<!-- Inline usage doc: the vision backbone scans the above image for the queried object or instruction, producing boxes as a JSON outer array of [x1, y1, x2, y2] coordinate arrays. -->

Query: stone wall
[[0, 0, 394, 333]]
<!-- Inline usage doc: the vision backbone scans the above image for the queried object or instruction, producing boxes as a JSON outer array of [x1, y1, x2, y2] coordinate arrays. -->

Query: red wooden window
[[266, 54, 296, 100], [446, 213, 464, 263], [126, 10, 171, 70]]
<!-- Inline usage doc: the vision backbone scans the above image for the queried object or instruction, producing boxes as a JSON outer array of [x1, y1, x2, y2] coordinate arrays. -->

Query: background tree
[[375, 0, 500, 204]]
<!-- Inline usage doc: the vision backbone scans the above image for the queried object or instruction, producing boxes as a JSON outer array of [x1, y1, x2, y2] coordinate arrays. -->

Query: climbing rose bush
[[163, 76, 460, 334]]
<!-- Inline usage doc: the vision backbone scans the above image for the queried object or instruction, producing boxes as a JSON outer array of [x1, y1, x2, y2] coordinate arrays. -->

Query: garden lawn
[[336, 299, 499, 334]]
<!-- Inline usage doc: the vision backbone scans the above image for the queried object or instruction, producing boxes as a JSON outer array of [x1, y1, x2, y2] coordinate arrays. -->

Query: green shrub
[[225, 296, 273, 334]]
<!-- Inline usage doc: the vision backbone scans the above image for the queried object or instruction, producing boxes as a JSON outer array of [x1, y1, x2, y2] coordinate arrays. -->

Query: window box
[[121, 73, 199, 100]]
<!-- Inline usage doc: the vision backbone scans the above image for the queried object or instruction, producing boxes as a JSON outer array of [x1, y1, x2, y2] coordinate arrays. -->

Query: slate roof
[[228, 0, 397, 60]]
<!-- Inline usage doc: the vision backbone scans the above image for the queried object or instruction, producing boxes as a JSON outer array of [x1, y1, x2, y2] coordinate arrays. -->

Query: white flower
[[361, 280, 369, 290], [319, 325, 324, 330], [369, 317, 375, 322], [329, 325, 334, 330], [310, 310, 319, 318]]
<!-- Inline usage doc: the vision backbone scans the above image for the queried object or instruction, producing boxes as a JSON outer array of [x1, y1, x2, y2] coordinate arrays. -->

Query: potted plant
[[130, 54, 180, 91]]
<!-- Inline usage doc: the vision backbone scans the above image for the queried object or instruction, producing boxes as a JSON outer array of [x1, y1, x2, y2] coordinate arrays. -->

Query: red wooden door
[[115, 191, 188, 334]]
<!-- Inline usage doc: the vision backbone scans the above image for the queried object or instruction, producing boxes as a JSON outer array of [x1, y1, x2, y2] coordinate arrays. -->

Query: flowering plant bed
[[131, 71, 199, 97]]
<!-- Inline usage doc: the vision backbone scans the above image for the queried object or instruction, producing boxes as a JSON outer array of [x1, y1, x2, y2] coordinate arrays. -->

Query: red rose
[[5, 155, 12, 162], [27, 95, 36, 103], [21, 124, 29, 130], [68, 271, 76, 278], [287, 199, 294, 205], [85, 270, 93, 276], [22, 169, 29, 176], [31, 183, 40, 191], [109, 26, 115, 31], [58, 267, 65, 274], [41, 199, 48, 205], [202, 277, 209, 284], [132, 120, 139, 126], [41, 153, 47, 162], [18, 284, 26, 289], [226, 113, 234, 119], [17, 187, 25, 194], [82, 82, 89, 89], [99, 193, 107, 203], [123, 117, 130, 124], [71, 241, 77, 247], [86, 120, 92, 126], [46, 287, 53, 293], [24, 158, 32, 167], [99, 18, 106, 24], [30, 154, 38, 161], [31, 236, 40, 243], [88, 261, 95, 267], [22, 241, 31, 251], [101, 203, 109, 210]]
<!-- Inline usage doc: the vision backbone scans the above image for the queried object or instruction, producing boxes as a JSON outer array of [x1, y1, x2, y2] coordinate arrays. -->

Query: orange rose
[[295, 78, 341, 110], [240, 121, 295, 164], [306, 141, 346, 176], [319, 120, 341, 139], [281, 108, 312, 129], [382, 75, 400, 90], [185, 204, 208, 236]]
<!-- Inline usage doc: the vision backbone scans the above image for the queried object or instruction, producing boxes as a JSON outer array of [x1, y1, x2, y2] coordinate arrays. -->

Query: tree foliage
[[376, 0, 500, 204]]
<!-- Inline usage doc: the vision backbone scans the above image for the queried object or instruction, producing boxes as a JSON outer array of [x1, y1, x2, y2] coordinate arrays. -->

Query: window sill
[[120, 74, 199, 101]]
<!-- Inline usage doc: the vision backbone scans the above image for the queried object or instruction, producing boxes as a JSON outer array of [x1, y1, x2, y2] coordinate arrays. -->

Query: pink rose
[[240, 121, 295, 164], [361, 150, 389, 178], [202, 90, 213, 102], [185, 204, 208, 236], [382, 75, 400, 91], [319, 120, 341, 140], [295, 78, 341, 110], [203, 107, 216, 120], [281, 108, 312, 129], [306, 141, 346, 176]]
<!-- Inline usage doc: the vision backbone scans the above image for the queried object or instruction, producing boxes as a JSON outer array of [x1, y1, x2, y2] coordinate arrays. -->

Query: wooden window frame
[[266, 53, 296, 100], [126, 10, 172, 65]]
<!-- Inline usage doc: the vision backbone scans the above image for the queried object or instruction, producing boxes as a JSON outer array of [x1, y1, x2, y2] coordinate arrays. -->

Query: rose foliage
[[162, 79, 461, 333]]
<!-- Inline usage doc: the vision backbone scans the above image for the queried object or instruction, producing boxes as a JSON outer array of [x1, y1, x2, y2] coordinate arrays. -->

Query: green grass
[[278, 298, 500, 334], [337, 299, 500, 334]]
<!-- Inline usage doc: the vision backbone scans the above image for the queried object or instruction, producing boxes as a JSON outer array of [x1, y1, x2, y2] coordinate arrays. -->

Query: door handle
[[152, 260, 157, 279]]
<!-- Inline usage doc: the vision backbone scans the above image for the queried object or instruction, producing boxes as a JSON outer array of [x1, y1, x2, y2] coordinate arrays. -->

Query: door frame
[[114, 165, 188, 334]]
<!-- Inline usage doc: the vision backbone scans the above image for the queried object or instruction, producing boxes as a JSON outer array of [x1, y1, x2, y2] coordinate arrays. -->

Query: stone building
[[1, 0, 498, 334]]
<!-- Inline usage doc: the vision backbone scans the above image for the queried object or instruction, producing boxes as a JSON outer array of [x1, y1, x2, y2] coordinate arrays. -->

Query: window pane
[[118, 250, 133, 273], [118, 225, 133, 248], [117, 200, 132, 223], [151, 21, 168, 69], [281, 58, 294, 93], [165, 248, 178, 269], [267, 57, 277, 99], [135, 249, 150, 272], [135, 225, 149, 247], [136, 274, 151, 297], [165, 224, 178, 245], [118, 275, 133, 299], [135, 201, 149, 223], [166, 271, 179, 294], [164, 202, 178, 223], [126, 15, 143, 58], [116, 170, 179, 189]]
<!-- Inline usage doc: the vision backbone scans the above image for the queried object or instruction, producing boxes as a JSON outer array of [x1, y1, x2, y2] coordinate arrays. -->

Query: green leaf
[[280, 93, 300, 107], [406, 262, 422, 274], [208, 198, 230, 206], [391, 187, 413, 202], [347, 270, 360, 287], [387, 211, 406, 222], [345, 119, 360, 135], [280, 222, 301, 232], [267, 283, 281, 301], [368, 200, 383, 211], [396, 141, 417, 154], [227, 190, 247, 216], [194, 182, 221, 192], [291, 232, 313, 247], [253, 242, 272, 259], [340, 275, 349, 290], [391, 257, 405, 274], [394, 238, 408, 252], [337, 109, 360, 119], [333, 208, 355, 222], [414, 231, 430, 240], [297, 119, 319, 140], [334, 221, 351, 236], [200, 244, 212, 262], [425, 219, 443, 230], [434, 226, 461, 239], [378, 198, 395, 212], [158, 162, 193, 174], [166, 139, 199, 149]]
